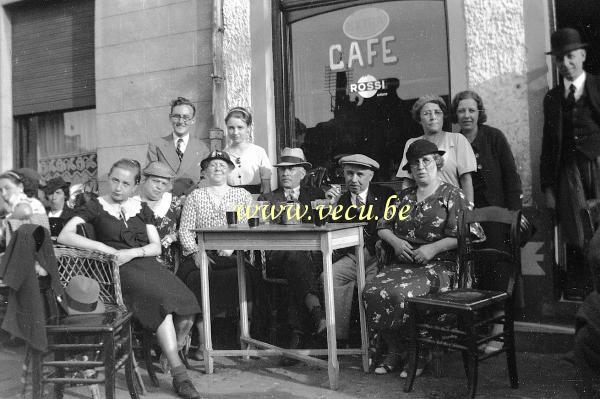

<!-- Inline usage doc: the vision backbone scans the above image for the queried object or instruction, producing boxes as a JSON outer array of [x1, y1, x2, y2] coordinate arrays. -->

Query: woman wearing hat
[[364, 140, 482, 376], [223, 107, 272, 194], [58, 159, 202, 399], [396, 95, 477, 202], [44, 177, 76, 236], [179, 150, 256, 359], [133, 161, 182, 272]]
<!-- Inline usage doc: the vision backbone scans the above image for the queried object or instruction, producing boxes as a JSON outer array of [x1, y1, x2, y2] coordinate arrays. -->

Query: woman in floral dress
[[364, 140, 482, 377]]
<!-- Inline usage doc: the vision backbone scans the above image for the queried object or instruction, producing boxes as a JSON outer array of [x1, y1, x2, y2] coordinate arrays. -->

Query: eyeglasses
[[170, 114, 194, 123], [408, 157, 434, 169], [421, 110, 444, 118]]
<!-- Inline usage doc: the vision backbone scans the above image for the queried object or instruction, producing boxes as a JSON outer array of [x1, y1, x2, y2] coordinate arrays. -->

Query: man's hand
[[544, 188, 556, 210], [324, 184, 342, 205]]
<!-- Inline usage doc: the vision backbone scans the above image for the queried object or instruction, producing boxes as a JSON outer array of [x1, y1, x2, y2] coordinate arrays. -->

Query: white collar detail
[[99, 197, 142, 221]]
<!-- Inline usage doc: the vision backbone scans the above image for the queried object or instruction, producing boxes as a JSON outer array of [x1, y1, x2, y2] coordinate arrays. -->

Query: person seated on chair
[[322, 154, 395, 346], [258, 147, 327, 363], [57, 159, 202, 399], [178, 150, 257, 361], [43, 177, 76, 237], [363, 140, 483, 377]]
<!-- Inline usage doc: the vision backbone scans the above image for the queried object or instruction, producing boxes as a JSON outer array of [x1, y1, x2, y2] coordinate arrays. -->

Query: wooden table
[[194, 222, 369, 390]]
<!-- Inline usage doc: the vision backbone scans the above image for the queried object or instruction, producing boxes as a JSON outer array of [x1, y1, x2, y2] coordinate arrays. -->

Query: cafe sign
[[329, 7, 397, 71]]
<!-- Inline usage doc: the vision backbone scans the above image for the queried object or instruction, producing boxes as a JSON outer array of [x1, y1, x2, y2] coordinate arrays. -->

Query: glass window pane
[[290, 1, 449, 181]]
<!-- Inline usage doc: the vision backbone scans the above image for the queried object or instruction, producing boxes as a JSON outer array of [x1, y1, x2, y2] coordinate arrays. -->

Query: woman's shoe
[[373, 352, 403, 375], [399, 351, 432, 378], [188, 347, 204, 361]]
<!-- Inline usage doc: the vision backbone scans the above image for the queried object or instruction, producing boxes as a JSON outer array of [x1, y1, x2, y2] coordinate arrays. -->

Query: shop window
[[275, 0, 450, 181]]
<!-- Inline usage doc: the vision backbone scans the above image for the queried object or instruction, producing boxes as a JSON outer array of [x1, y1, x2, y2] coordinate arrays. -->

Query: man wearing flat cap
[[258, 148, 328, 359], [324, 154, 395, 343], [541, 28, 600, 264]]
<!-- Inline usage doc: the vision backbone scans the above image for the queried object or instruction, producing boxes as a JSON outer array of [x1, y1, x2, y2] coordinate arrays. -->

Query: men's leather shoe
[[310, 306, 327, 336], [172, 378, 201, 399], [279, 330, 303, 366]]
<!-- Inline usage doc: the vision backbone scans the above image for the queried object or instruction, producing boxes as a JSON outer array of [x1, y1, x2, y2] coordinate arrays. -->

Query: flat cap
[[143, 161, 175, 179], [338, 154, 380, 170]]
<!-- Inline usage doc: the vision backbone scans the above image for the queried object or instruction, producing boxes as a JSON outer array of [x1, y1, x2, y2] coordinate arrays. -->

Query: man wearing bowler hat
[[323, 154, 395, 344], [541, 28, 600, 288], [258, 148, 327, 361]]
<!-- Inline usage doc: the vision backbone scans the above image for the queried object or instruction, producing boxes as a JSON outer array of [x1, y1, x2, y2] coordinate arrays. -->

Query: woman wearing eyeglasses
[[58, 159, 203, 399], [223, 107, 272, 194], [147, 97, 210, 187], [396, 95, 477, 203], [178, 150, 257, 360], [364, 140, 483, 377]]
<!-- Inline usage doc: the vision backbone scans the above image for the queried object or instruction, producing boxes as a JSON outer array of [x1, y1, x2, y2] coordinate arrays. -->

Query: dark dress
[[362, 183, 479, 331], [76, 197, 200, 330]]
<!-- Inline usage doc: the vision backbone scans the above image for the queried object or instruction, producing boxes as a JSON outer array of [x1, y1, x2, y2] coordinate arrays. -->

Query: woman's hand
[[390, 237, 414, 262], [113, 249, 137, 267], [412, 244, 437, 264]]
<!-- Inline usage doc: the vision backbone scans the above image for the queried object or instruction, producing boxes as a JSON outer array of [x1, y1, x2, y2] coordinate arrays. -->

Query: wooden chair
[[403, 206, 521, 398], [31, 245, 141, 399], [581, 200, 600, 293]]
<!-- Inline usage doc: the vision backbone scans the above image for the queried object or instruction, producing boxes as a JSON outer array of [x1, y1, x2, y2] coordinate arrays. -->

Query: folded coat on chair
[[0, 224, 63, 351]]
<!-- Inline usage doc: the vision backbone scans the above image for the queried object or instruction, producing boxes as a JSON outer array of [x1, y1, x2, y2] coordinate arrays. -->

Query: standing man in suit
[[147, 97, 210, 185], [324, 154, 396, 343], [541, 28, 600, 268], [258, 148, 326, 360]]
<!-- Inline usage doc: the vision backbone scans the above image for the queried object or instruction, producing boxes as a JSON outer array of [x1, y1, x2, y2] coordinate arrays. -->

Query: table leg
[[354, 228, 369, 372], [237, 251, 250, 359], [321, 233, 339, 390], [199, 249, 214, 374]]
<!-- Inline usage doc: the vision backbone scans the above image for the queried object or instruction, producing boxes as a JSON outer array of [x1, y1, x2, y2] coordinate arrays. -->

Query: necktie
[[176, 138, 184, 161], [354, 195, 365, 207], [567, 84, 576, 107]]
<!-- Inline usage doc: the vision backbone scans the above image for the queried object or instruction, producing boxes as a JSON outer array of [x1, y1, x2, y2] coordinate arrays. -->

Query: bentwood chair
[[403, 206, 521, 398], [31, 245, 141, 399]]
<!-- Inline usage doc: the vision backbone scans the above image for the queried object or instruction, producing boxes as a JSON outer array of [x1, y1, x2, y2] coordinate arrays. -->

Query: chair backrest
[[581, 200, 600, 292], [456, 206, 522, 294], [53, 245, 125, 310]]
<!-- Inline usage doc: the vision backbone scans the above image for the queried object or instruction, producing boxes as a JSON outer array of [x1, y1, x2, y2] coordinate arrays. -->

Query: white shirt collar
[[351, 188, 368, 204], [564, 71, 586, 100], [172, 133, 190, 152], [48, 209, 63, 218], [284, 186, 300, 197]]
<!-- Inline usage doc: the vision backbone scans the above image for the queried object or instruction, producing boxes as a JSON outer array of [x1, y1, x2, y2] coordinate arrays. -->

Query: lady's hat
[[200, 150, 235, 170], [60, 275, 105, 315], [273, 147, 312, 169], [43, 176, 70, 196], [546, 28, 587, 56], [402, 139, 446, 171], [143, 161, 175, 179]]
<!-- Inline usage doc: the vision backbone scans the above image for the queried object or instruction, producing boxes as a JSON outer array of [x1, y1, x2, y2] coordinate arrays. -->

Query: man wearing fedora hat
[[258, 148, 328, 359], [323, 154, 395, 343], [44, 176, 76, 236], [541, 28, 600, 257]]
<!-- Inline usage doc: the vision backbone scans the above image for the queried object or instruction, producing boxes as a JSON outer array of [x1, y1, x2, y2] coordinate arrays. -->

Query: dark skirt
[[119, 257, 201, 330]]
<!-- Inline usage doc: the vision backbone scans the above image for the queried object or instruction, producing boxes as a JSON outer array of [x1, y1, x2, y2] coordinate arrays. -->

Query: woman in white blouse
[[178, 150, 255, 360], [223, 107, 272, 194]]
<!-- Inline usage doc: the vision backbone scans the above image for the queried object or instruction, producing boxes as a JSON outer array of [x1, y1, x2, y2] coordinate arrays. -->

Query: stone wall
[[463, 0, 532, 204], [95, 0, 213, 180]]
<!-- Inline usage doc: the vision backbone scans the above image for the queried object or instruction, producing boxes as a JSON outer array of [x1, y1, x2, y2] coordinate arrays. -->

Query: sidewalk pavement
[[0, 342, 579, 399]]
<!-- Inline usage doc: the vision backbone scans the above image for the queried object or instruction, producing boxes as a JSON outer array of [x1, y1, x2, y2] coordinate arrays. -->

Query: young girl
[[223, 107, 272, 194]]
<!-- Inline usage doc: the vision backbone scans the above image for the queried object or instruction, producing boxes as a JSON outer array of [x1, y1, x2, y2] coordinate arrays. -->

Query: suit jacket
[[332, 184, 396, 255], [540, 73, 600, 191], [147, 134, 210, 184], [0, 225, 63, 351], [258, 186, 325, 223]]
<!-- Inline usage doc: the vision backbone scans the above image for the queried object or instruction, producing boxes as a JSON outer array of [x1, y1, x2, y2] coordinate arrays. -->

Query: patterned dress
[[362, 182, 480, 331]]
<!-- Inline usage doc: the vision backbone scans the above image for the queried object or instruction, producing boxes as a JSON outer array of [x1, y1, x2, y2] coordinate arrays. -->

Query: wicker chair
[[30, 245, 142, 399]]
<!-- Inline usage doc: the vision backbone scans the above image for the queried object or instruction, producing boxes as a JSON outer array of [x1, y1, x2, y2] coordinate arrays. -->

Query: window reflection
[[289, 1, 449, 181]]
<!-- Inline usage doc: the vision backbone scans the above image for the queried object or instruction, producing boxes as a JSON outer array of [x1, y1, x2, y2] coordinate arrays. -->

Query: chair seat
[[407, 288, 508, 310], [47, 310, 133, 333]]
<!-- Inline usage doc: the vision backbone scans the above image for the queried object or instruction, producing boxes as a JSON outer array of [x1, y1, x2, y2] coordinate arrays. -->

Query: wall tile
[[143, 32, 196, 72], [96, 42, 145, 80], [97, 0, 144, 19], [96, 78, 124, 114], [97, 111, 147, 147]]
